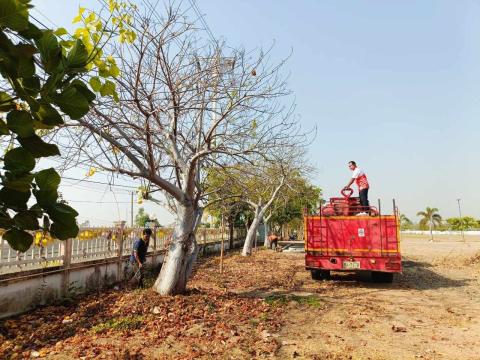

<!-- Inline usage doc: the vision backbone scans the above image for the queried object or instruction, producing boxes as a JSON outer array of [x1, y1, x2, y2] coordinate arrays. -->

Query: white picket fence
[[0, 226, 240, 275]]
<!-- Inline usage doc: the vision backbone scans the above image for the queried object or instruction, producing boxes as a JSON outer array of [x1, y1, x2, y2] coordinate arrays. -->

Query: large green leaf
[[0, 0, 29, 31], [66, 39, 89, 70], [48, 203, 79, 219], [20, 76, 41, 97], [71, 80, 95, 102], [33, 101, 63, 126], [13, 210, 39, 230], [29, 204, 43, 218], [3, 228, 33, 252], [4, 147, 35, 173], [33, 188, 58, 207], [48, 203, 79, 240], [35, 30, 62, 73], [18, 135, 60, 157], [0, 211, 13, 229], [7, 110, 34, 137], [35, 168, 60, 191], [15, 44, 36, 78], [52, 84, 90, 119], [18, 22, 43, 40], [4, 173, 34, 192], [0, 187, 30, 210], [50, 221, 79, 240]]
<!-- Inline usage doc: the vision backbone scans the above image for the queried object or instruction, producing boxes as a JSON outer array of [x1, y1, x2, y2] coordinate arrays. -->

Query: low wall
[[0, 238, 244, 319]]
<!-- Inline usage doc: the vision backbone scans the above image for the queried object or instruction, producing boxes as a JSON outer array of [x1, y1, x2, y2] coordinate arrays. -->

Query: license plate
[[343, 261, 360, 269]]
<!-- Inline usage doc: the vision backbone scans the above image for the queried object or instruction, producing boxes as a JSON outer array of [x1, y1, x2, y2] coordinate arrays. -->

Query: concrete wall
[[0, 238, 244, 319]]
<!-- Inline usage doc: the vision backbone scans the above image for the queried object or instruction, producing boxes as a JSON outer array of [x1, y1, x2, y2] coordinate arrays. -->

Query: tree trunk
[[429, 216, 433, 241], [242, 207, 262, 256], [264, 221, 270, 248], [228, 218, 234, 250], [153, 203, 199, 295]]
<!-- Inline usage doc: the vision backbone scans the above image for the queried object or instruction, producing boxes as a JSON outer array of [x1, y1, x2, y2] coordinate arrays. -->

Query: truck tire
[[371, 271, 394, 283], [311, 269, 330, 280]]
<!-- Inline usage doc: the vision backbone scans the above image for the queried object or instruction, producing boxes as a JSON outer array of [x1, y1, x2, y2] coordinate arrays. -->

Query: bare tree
[[56, 3, 303, 295]]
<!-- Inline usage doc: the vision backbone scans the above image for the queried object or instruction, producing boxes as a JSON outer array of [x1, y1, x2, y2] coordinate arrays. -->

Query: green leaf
[[7, 110, 34, 137], [0, 211, 13, 228], [89, 76, 102, 92], [33, 101, 63, 127], [18, 22, 43, 40], [4, 147, 35, 173], [20, 76, 41, 97], [48, 203, 79, 239], [66, 39, 89, 70], [0, 91, 15, 112], [0, 119, 9, 135], [3, 228, 33, 252], [13, 211, 40, 230], [52, 84, 89, 119], [29, 204, 44, 218], [99, 80, 116, 97], [71, 80, 95, 102], [14, 44, 37, 78], [59, 40, 75, 49], [35, 168, 60, 191], [0, 187, 30, 210], [49, 203, 79, 218], [50, 221, 79, 240], [0, 0, 29, 31], [35, 30, 62, 73], [4, 173, 34, 192], [54, 27, 68, 36], [33, 189, 58, 207], [109, 64, 120, 78], [18, 135, 60, 158]]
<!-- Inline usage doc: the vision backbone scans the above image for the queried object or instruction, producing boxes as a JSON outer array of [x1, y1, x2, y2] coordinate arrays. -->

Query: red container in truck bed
[[304, 192, 402, 283]]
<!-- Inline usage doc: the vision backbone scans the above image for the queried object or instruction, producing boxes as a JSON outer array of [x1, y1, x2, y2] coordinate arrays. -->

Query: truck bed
[[304, 214, 402, 273]]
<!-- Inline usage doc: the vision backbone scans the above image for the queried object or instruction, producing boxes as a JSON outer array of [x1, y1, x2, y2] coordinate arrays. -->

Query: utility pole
[[457, 198, 465, 242], [131, 191, 134, 228]]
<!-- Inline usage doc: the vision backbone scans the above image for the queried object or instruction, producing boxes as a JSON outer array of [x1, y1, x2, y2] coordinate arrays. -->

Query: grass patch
[[91, 316, 144, 333], [265, 294, 322, 307]]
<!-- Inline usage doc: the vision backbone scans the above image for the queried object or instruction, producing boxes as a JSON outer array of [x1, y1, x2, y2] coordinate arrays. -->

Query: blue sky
[[31, 0, 479, 224]]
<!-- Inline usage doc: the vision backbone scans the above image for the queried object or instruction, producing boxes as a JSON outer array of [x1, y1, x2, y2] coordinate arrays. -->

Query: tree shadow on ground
[[318, 259, 473, 291]]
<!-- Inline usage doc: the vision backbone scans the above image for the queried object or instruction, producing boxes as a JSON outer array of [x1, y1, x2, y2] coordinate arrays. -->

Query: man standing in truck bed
[[344, 161, 370, 214]]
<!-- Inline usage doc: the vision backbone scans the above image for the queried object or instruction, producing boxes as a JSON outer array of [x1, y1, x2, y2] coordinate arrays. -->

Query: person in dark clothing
[[129, 228, 152, 288]]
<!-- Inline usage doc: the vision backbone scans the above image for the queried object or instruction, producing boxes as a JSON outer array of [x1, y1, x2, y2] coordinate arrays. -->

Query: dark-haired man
[[129, 228, 152, 287], [344, 161, 370, 215]]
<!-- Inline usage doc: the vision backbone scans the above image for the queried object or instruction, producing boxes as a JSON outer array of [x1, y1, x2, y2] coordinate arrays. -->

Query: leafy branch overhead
[[0, 0, 132, 251]]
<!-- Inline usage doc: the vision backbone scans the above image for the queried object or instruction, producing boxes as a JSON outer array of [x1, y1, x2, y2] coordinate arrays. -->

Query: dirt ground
[[1, 235, 479, 359]]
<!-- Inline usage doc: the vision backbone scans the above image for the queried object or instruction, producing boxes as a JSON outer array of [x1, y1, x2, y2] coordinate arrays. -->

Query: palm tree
[[417, 207, 442, 241], [399, 214, 412, 230]]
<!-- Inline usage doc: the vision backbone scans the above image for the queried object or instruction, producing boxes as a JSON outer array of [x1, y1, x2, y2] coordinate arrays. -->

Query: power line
[[66, 200, 131, 204], [61, 176, 139, 189], [188, 0, 218, 46]]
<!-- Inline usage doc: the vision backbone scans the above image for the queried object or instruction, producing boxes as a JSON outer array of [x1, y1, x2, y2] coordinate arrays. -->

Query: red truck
[[304, 189, 402, 282]]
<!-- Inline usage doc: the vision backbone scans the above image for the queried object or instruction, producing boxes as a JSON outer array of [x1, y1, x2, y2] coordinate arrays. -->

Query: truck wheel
[[371, 271, 394, 283], [311, 269, 330, 280]]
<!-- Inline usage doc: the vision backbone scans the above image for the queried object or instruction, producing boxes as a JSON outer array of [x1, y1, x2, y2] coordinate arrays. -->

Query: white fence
[[401, 230, 480, 236], [0, 226, 242, 275]]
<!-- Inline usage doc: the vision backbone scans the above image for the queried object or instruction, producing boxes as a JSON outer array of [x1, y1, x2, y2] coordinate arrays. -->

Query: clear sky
[[31, 0, 479, 225]]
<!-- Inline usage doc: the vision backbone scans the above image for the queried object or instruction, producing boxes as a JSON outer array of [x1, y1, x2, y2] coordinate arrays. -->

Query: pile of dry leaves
[[0, 250, 315, 359]]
